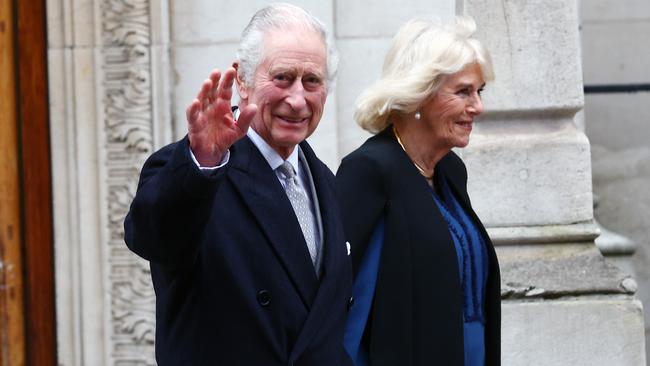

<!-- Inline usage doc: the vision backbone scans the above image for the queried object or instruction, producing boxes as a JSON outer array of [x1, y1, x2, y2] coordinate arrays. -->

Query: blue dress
[[431, 178, 489, 366], [344, 178, 489, 366]]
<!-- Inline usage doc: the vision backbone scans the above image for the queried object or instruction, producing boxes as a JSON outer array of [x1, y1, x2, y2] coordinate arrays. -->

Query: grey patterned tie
[[277, 161, 320, 271]]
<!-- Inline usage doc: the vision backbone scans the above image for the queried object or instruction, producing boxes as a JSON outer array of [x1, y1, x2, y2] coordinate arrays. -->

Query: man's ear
[[232, 62, 249, 100]]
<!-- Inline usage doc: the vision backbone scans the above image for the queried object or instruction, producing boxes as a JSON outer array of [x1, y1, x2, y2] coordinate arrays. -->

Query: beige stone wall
[[580, 0, 650, 363]]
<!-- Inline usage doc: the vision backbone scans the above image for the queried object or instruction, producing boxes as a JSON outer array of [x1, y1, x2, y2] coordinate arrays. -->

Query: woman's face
[[420, 63, 485, 149]]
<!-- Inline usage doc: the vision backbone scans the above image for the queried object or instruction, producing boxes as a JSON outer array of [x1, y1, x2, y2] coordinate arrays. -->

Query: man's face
[[239, 28, 328, 159]]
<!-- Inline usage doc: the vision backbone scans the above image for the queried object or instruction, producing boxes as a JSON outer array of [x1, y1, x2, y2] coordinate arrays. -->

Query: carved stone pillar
[[462, 0, 646, 364], [48, 0, 169, 364], [102, 1, 156, 364]]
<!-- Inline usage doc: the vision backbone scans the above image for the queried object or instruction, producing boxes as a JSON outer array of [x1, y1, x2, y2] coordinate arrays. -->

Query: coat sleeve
[[336, 151, 388, 274], [123, 136, 226, 269]]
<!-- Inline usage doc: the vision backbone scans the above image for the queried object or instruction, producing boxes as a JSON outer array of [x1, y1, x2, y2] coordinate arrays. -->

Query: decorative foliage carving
[[101, 0, 156, 363], [113, 261, 155, 344], [104, 46, 152, 154], [102, 0, 150, 46]]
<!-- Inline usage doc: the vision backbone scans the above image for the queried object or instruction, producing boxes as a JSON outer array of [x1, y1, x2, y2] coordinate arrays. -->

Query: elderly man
[[124, 3, 353, 365]]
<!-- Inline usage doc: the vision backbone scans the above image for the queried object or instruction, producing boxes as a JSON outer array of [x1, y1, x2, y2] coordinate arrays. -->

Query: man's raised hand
[[186, 67, 258, 166]]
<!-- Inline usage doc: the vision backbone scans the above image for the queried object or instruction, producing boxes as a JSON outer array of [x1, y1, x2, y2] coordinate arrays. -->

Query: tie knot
[[278, 161, 296, 180]]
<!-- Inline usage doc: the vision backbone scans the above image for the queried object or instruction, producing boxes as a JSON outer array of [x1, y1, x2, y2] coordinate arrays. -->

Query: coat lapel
[[227, 138, 319, 308], [439, 153, 500, 294], [289, 142, 348, 362]]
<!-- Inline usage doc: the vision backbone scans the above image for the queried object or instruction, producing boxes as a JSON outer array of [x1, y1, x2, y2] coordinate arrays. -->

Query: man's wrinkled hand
[[186, 67, 258, 166]]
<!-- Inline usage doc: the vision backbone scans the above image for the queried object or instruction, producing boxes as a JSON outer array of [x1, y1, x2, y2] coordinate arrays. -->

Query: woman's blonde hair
[[355, 16, 494, 133]]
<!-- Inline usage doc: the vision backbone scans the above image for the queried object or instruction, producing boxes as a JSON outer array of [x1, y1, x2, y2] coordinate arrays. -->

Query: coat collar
[[289, 141, 348, 362], [227, 137, 344, 312], [227, 137, 348, 361], [227, 137, 318, 308]]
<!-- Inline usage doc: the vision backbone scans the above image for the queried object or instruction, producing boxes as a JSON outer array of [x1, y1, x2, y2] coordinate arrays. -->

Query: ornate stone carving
[[102, 0, 150, 47], [101, 0, 156, 364]]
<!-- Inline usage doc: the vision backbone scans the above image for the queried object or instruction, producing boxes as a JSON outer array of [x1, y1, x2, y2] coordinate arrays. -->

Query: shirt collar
[[247, 127, 300, 173]]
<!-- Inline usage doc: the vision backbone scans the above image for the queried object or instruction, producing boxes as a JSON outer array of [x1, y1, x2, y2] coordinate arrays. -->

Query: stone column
[[48, 0, 171, 364], [462, 0, 646, 364]]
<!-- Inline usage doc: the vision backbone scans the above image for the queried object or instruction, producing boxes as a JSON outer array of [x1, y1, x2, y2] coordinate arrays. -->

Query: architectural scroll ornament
[[102, 0, 156, 364]]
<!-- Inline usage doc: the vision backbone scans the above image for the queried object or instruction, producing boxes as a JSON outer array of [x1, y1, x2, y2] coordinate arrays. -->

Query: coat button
[[257, 290, 271, 307], [347, 296, 354, 311]]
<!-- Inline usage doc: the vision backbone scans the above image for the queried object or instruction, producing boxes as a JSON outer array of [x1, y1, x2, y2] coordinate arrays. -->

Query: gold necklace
[[392, 125, 433, 180]]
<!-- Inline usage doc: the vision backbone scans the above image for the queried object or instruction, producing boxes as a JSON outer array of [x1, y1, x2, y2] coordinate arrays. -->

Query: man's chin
[[274, 129, 310, 144], [265, 133, 305, 155]]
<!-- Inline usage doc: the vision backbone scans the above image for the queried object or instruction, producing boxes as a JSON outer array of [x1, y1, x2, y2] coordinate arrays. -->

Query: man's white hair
[[236, 3, 338, 92]]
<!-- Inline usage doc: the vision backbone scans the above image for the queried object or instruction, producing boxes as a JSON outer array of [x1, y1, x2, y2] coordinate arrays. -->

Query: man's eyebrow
[[268, 66, 294, 74], [304, 70, 325, 78], [268, 65, 325, 78]]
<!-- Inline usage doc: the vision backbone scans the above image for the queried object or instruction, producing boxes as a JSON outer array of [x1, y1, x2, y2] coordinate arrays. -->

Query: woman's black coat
[[336, 128, 501, 366]]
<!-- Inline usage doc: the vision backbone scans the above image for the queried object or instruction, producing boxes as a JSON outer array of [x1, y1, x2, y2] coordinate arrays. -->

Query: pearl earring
[[414, 110, 421, 120]]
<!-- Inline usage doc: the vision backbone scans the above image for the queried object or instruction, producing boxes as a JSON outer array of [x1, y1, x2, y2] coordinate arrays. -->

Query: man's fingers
[[217, 67, 236, 102], [186, 99, 201, 124], [235, 104, 258, 134], [208, 69, 222, 102], [208, 69, 221, 84], [199, 79, 213, 110]]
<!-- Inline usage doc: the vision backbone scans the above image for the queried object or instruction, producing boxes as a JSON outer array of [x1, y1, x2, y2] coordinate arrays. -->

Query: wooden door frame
[[1, 0, 57, 364], [0, 0, 26, 363]]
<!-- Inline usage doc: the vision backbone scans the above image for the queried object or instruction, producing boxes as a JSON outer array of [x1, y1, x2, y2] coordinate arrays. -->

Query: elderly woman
[[338, 16, 500, 366]]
